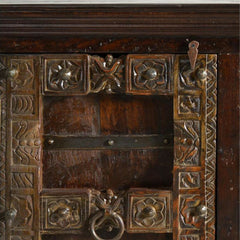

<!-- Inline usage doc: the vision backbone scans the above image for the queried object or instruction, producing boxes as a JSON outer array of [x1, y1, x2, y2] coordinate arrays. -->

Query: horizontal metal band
[[44, 134, 173, 150]]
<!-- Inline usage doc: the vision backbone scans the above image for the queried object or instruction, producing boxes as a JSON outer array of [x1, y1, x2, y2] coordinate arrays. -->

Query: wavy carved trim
[[205, 55, 217, 240]]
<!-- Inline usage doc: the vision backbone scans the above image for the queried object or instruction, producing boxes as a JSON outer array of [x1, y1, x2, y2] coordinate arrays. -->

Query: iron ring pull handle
[[90, 211, 124, 240]]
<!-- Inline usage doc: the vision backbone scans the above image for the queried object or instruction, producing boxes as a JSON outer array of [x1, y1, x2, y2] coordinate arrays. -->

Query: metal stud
[[107, 139, 114, 146], [48, 139, 54, 145]]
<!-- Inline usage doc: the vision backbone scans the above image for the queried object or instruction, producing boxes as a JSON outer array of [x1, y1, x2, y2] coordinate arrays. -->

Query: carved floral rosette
[[127, 190, 172, 233], [40, 190, 90, 233]]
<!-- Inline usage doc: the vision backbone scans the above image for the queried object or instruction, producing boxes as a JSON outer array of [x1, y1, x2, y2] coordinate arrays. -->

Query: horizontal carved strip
[[40, 188, 172, 234], [44, 134, 173, 150], [43, 54, 173, 95]]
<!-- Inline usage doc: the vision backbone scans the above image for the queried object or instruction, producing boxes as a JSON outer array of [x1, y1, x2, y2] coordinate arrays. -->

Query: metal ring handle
[[90, 211, 124, 240]]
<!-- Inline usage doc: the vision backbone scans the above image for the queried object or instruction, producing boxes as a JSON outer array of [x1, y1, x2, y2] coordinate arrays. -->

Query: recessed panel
[[43, 149, 173, 190]]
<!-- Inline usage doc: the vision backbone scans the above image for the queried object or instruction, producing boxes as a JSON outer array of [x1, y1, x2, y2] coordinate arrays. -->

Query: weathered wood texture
[[217, 54, 239, 240]]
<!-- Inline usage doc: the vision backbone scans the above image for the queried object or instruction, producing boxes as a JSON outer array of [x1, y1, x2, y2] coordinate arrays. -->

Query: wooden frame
[[0, 4, 238, 240]]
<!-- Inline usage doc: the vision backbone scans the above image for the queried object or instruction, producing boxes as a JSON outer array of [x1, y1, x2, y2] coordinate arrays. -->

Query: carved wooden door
[[0, 53, 217, 240]]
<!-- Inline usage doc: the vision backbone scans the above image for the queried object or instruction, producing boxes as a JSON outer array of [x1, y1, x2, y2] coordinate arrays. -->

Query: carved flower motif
[[134, 60, 166, 90], [48, 60, 82, 90], [179, 95, 200, 114], [174, 121, 200, 165], [48, 199, 80, 228], [90, 55, 124, 94], [9, 61, 34, 90], [134, 197, 165, 228]]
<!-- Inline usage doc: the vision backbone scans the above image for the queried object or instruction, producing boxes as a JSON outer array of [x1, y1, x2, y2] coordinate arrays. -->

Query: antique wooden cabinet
[[0, 4, 239, 240]]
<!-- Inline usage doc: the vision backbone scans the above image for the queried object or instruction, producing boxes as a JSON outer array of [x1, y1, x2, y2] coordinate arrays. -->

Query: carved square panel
[[9, 59, 34, 91], [178, 56, 207, 91], [12, 95, 35, 116], [41, 191, 90, 232], [43, 55, 90, 95], [10, 194, 34, 230], [11, 237, 33, 240], [11, 172, 34, 189], [179, 194, 204, 230], [179, 235, 200, 240], [11, 166, 38, 190], [179, 172, 201, 189], [126, 55, 173, 95], [127, 189, 172, 233], [178, 95, 201, 117], [174, 120, 200, 166], [12, 121, 41, 165], [90, 55, 124, 94]]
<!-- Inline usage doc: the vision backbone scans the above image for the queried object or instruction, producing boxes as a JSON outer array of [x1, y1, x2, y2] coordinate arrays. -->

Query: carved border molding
[[0, 5, 238, 38], [205, 55, 217, 240], [0, 54, 217, 240], [173, 54, 217, 240], [1, 56, 41, 240]]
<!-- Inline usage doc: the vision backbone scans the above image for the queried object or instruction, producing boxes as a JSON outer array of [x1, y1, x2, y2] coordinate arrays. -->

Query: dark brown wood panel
[[44, 95, 173, 136], [217, 54, 239, 240], [100, 95, 173, 135], [0, 37, 238, 54], [42, 149, 173, 190], [43, 96, 100, 136]]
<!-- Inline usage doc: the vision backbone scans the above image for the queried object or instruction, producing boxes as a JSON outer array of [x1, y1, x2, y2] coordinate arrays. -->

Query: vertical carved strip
[[6, 57, 41, 240], [205, 55, 217, 240], [0, 57, 7, 240], [174, 54, 216, 240]]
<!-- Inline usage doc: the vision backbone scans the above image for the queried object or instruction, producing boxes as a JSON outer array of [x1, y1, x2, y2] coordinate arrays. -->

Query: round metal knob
[[48, 139, 54, 145], [59, 68, 72, 80], [142, 206, 156, 218], [163, 138, 169, 144], [8, 68, 18, 78], [197, 68, 207, 80], [6, 208, 17, 219], [107, 139, 114, 146], [198, 205, 207, 217], [144, 68, 158, 80], [105, 84, 113, 94], [5, 208, 17, 227]]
